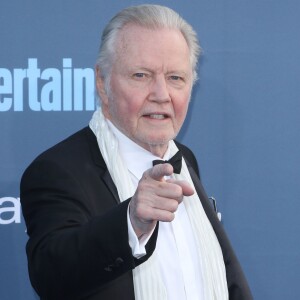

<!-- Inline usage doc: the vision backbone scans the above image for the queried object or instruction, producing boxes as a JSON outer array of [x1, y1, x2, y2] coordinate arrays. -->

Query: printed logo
[[0, 197, 21, 225], [0, 58, 95, 112]]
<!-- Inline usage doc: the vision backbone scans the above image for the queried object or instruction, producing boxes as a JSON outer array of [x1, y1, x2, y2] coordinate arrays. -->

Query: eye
[[169, 75, 184, 81], [168, 74, 186, 86], [133, 73, 146, 78], [170, 75, 181, 80]]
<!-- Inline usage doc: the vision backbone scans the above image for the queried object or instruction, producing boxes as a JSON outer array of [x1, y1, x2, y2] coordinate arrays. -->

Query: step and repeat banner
[[1, 1, 300, 299]]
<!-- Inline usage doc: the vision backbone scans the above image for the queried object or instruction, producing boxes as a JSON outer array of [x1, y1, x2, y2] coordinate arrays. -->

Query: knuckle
[[136, 181, 152, 195], [167, 212, 175, 222], [135, 204, 148, 219], [137, 184, 146, 193], [157, 181, 165, 189], [159, 211, 175, 222], [173, 184, 183, 196], [169, 200, 179, 213]]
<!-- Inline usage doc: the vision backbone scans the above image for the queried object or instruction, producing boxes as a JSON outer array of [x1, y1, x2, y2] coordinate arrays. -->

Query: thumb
[[148, 163, 174, 181]]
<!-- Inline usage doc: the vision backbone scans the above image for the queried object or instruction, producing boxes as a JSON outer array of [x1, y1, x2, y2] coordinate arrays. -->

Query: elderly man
[[21, 4, 252, 300]]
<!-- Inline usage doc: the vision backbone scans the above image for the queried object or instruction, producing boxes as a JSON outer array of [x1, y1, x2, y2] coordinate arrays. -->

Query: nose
[[148, 74, 170, 102]]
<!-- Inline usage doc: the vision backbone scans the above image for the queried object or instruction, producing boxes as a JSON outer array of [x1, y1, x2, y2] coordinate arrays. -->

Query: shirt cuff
[[127, 204, 154, 259]]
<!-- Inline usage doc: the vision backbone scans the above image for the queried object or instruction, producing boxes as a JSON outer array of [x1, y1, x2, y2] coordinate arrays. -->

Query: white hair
[[96, 4, 201, 93]]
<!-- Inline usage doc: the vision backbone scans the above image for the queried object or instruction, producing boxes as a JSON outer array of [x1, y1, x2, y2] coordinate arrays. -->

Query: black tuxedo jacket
[[21, 127, 252, 300]]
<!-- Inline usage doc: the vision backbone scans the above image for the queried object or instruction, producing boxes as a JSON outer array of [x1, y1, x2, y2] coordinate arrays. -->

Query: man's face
[[97, 24, 193, 156]]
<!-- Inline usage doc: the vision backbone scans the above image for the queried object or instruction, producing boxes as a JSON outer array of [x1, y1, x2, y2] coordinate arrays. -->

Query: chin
[[145, 134, 176, 146]]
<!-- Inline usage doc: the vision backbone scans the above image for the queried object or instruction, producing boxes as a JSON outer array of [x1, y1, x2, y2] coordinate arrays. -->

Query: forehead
[[114, 24, 191, 69]]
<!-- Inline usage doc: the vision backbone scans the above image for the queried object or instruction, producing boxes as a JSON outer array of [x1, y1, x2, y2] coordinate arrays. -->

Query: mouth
[[144, 113, 169, 120]]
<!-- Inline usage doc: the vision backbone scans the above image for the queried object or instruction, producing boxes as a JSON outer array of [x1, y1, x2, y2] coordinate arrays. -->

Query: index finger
[[166, 178, 195, 197], [148, 163, 174, 181]]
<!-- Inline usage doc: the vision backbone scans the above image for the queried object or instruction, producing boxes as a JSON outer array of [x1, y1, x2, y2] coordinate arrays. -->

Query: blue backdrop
[[1, 1, 300, 299]]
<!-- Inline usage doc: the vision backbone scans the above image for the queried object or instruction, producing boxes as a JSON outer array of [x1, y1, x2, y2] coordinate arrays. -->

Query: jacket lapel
[[86, 126, 120, 204], [102, 170, 120, 204], [186, 161, 222, 229]]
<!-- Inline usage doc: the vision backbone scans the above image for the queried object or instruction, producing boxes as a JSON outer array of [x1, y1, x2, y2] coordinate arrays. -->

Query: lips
[[143, 113, 170, 120], [149, 114, 166, 119]]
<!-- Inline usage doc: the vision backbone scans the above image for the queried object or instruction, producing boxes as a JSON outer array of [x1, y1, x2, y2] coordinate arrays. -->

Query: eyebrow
[[131, 66, 190, 77]]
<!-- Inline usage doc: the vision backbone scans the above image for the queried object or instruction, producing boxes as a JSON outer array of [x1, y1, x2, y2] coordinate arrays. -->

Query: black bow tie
[[152, 151, 182, 174]]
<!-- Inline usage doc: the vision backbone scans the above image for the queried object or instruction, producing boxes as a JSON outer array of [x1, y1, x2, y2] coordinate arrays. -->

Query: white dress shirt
[[108, 121, 204, 300]]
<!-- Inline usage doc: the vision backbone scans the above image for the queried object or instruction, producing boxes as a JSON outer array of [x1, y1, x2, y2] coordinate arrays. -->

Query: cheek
[[110, 82, 143, 116], [117, 99, 140, 119], [174, 96, 190, 121], [108, 94, 140, 128]]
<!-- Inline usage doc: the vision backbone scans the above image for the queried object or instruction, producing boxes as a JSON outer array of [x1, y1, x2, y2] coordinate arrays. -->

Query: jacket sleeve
[[20, 158, 157, 300]]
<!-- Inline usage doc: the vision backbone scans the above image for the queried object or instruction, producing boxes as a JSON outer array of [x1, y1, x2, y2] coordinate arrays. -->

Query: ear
[[95, 66, 109, 106]]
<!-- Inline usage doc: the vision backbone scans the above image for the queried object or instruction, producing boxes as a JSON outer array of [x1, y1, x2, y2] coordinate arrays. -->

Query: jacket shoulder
[[34, 127, 97, 162]]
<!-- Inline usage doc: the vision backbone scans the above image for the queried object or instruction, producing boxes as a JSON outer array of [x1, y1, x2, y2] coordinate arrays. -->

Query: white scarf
[[89, 107, 228, 300]]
